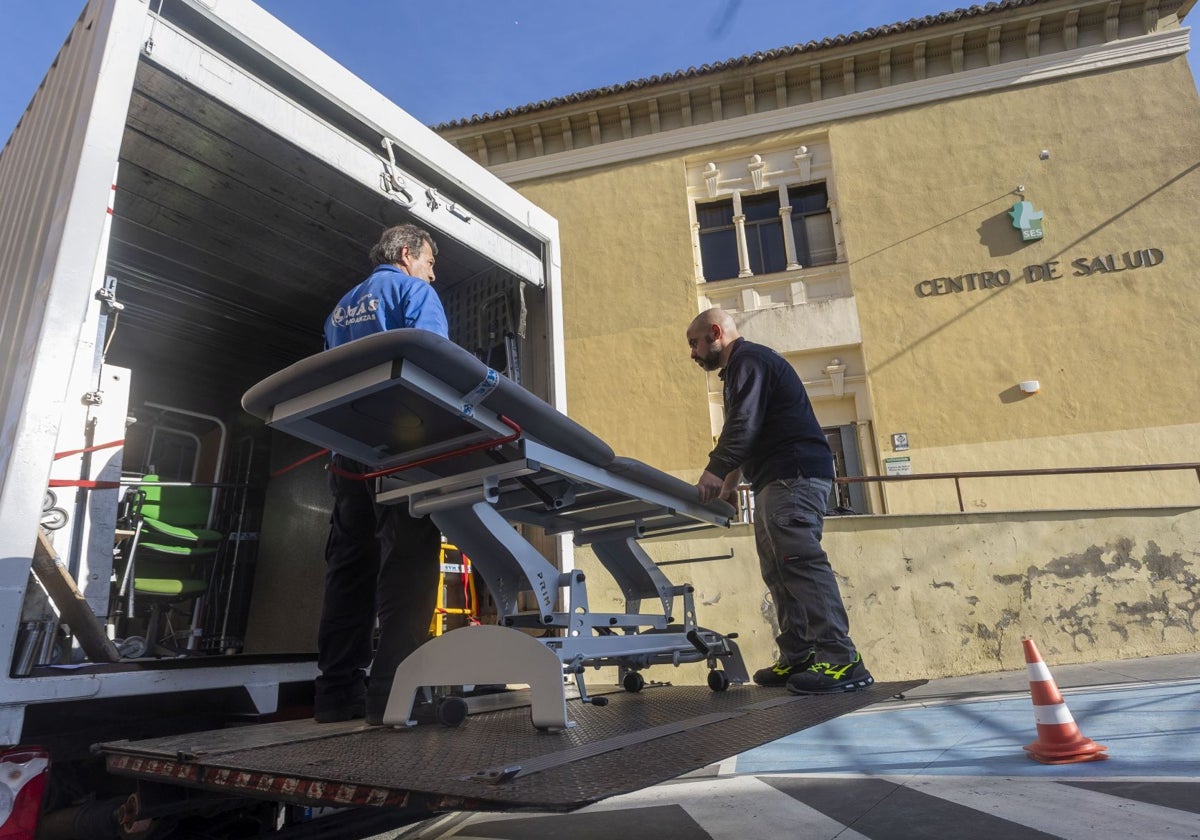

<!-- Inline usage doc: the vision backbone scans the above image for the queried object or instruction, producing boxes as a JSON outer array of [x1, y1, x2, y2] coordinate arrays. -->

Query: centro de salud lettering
[[914, 248, 1165, 298]]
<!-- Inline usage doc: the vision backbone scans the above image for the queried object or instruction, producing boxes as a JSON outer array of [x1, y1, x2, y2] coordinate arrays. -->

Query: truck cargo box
[[0, 0, 563, 746]]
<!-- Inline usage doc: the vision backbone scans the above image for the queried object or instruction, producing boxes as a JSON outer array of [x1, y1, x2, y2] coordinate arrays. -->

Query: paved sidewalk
[[397, 652, 1200, 840], [902, 649, 1200, 700]]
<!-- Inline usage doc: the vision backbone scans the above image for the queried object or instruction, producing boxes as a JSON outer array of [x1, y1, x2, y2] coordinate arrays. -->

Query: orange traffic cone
[[1022, 637, 1108, 764]]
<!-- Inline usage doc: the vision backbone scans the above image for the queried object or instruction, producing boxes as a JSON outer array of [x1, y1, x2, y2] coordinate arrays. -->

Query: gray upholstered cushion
[[242, 329, 616, 468], [607, 457, 737, 520]]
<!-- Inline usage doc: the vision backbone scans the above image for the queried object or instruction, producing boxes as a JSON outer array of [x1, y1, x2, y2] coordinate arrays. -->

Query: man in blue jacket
[[315, 224, 447, 724], [687, 307, 872, 694]]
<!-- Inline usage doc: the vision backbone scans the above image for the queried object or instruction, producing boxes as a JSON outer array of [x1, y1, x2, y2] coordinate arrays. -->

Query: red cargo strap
[[48, 439, 126, 489], [327, 415, 522, 482], [47, 479, 122, 489], [270, 446, 332, 478], [53, 439, 124, 460]]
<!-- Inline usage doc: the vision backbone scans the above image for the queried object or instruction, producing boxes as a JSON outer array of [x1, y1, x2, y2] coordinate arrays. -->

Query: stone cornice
[[436, 1, 1190, 183]]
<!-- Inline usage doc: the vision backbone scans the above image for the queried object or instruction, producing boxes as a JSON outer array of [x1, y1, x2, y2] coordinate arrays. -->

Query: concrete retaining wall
[[576, 506, 1200, 685]]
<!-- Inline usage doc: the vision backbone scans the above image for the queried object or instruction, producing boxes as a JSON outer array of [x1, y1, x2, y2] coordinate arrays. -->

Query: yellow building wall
[[519, 58, 1200, 507], [519, 159, 718, 473], [833, 57, 1200, 511]]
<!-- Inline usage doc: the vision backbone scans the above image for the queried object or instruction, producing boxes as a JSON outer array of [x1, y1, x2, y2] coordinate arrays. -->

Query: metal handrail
[[842, 461, 1200, 513], [736, 462, 1200, 518]]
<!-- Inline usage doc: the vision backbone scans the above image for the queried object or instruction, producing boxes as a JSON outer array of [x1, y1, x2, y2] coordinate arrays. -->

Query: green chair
[[117, 475, 223, 656]]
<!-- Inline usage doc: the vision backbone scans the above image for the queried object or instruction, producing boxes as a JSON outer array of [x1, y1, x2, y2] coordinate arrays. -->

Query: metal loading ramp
[[100, 681, 924, 813]]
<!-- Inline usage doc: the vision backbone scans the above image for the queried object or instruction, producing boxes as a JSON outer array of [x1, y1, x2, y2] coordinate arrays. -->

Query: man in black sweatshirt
[[687, 307, 872, 694]]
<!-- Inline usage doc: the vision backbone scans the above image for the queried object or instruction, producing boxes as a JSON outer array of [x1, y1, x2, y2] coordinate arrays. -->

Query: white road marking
[[583, 775, 873, 840], [895, 774, 1200, 839]]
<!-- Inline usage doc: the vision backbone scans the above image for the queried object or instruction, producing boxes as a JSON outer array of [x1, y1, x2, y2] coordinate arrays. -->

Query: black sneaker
[[366, 692, 445, 726], [753, 651, 814, 687], [785, 653, 874, 694], [365, 692, 392, 726], [313, 687, 366, 724]]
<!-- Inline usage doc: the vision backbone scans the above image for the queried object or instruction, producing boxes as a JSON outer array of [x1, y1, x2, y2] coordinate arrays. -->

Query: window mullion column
[[732, 191, 752, 278], [778, 185, 800, 270], [688, 192, 708, 284]]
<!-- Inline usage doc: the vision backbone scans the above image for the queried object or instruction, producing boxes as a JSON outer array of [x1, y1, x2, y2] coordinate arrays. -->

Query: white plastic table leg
[[382, 624, 572, 730]]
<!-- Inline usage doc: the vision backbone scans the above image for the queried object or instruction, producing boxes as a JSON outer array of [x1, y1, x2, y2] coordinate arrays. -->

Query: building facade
[[437, 0, 1200, 678]]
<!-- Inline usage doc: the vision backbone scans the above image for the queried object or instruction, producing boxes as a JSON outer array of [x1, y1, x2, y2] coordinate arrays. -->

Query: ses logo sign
[[1009, 199, 1044, 241]]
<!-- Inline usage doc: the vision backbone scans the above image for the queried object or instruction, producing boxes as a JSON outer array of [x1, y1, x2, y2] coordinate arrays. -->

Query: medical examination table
[[242, 330, 748, 730]]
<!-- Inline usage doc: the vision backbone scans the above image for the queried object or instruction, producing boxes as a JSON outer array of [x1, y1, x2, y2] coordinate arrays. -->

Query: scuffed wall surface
[[575, 507, 1200, 685], [842, 509, 1200, 678]]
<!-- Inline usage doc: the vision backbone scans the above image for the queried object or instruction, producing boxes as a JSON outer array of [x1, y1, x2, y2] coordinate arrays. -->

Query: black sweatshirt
[[705, 338, 834, 491]]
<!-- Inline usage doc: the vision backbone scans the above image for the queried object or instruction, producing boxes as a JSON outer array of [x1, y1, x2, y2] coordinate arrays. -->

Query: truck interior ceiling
[[105, 61, 536, 414]]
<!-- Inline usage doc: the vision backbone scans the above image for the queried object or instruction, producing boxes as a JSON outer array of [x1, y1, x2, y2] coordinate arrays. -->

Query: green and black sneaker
[[753, 659, 793, 686], [785, 652, 874, 694], [753, 651, 815, 687]]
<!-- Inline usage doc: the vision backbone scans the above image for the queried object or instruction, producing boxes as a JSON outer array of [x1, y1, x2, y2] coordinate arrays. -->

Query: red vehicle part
[[0, 747, 50, 840]]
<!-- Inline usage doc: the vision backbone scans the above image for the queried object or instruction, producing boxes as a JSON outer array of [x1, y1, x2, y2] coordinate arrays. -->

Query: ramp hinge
[[380, 138, 414, 206], [95, 287, 124, 314], [423, 188, 472, 222]]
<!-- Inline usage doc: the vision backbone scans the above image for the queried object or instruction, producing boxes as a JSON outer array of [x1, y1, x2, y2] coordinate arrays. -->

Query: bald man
[[686, 308, 872, 694]]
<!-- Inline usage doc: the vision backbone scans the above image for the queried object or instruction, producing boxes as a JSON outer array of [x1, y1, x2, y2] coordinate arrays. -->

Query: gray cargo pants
[[754, 476, 856, 665]]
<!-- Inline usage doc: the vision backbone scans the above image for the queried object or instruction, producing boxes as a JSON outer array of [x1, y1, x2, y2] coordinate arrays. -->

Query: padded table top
[[243, 329, 615, 468], [242, 329, 735, 521]]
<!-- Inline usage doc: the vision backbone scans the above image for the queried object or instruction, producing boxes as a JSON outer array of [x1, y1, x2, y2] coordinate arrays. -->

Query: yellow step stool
[[429, 543, 479, 637]]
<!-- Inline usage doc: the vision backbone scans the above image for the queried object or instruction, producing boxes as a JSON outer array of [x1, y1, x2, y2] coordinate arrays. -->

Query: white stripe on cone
[[1026, 661, 1053, 682], [1033, 703, 1075, 726]]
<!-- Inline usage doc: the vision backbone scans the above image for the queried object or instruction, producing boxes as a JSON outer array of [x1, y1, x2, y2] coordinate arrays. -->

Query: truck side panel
[[0, 0, 145, 744]]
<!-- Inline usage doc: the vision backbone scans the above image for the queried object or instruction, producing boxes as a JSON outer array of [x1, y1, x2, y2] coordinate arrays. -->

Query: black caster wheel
[[707, 669, 731, 692], [622, 671, 645, 692], [436, 695, 468, 727], [589, 696, 609, 706]]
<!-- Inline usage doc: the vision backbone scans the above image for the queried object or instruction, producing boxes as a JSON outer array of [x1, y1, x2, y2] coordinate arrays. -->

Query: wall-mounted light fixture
[[1019, 380, 1041, 395]]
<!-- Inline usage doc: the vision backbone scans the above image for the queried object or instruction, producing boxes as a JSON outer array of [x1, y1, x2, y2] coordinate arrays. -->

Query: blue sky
[[2, 1, 1199, 138]]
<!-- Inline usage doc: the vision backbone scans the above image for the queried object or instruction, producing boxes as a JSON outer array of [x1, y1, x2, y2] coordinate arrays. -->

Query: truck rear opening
[[1, 0, 560, 834]]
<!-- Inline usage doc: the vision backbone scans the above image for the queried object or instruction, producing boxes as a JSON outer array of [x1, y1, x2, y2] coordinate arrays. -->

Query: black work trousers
[[316, 455, 442, 703]]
